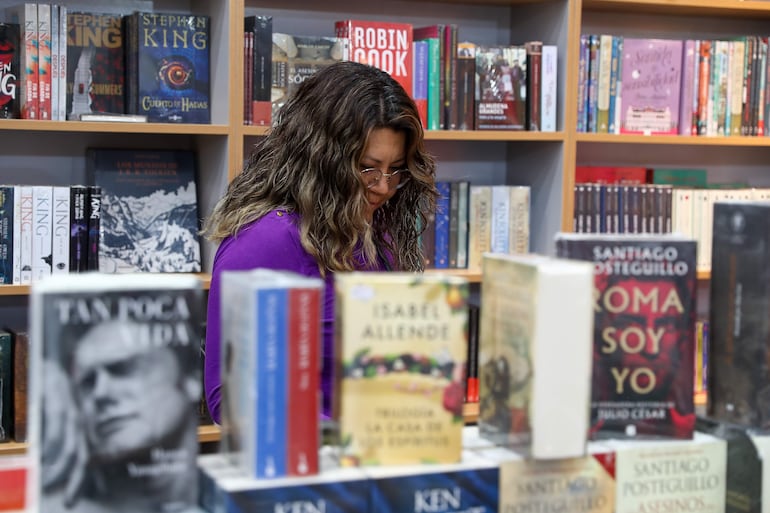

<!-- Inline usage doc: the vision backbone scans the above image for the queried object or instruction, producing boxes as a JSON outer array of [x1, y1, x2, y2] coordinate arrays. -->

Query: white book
[[456, 180, 469, 268], [489, 185, 510, 254], [12, 186, 21, 284], [508, 185, 530, 254], [31, 186, 52, 282], [50, 186, 69, 274], [29, 273, 203, 513], [50, 4, 59, 121], [468, 185, 492, 271], [479, 253, 594, 459], [18, 186, 33, 284], [541, 44, 557, 132], [58, 4, 67, 122]]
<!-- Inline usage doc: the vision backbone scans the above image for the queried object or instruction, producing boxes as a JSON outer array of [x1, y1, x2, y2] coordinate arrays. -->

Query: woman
[[202, 61, 437, 423]]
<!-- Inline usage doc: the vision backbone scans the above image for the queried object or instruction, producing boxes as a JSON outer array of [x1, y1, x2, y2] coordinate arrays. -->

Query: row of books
[[243, 16, 557, 131], [0, 185, 100, 284], [0, 4, 210, 123], [423, 182, 530, 271], [578, 35, 770, 136]]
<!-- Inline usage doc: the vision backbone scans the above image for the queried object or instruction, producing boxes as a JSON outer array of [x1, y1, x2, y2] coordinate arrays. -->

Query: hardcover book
[[65, 12, 124, 119], [29, 273, 203, 513], [9, 330, 27, 442], [334, 272, 469, 466], [0, 330, 11, 442], [125, 12, 210, 123], [709, 201, 770, 428], [555, 233, 698, 439], [86, 148, 201, 273], [0, 23, 21, 119], [620, 38, 684, 135], [244, 15, 272, 126], [335, 20, 413, 97], [478, 253, 594, 459]]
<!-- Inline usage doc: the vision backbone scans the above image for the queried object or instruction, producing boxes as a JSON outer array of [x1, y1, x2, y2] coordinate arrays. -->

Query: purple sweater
[[204, 210, 387, 424]]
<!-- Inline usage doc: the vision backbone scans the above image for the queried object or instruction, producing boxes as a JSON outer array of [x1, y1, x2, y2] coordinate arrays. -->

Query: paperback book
[[0, 22, 21, 119], [334, 272, 469, 466], [86, 148, 201, 273], [555, 233, 698, 439], [478, 253, 594, 459], [29, 273, 203, 513]]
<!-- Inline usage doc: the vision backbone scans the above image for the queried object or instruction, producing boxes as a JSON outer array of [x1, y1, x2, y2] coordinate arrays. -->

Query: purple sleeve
[[204, 212, 329, 424]]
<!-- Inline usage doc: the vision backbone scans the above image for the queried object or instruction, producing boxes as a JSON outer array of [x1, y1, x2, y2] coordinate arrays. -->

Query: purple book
[[620, 38, 684, 135]]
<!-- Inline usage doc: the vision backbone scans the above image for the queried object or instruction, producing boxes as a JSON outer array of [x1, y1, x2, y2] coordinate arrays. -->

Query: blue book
[[256, 285, 288, 478], [434, 181, 451, 268]]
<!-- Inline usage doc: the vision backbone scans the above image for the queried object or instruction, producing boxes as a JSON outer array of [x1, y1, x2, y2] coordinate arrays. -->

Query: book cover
[[709, 201, 770, 428], [0, 23, 21, 119], [66, 12, 124, 119], [36, 3, 50, 120], [620, 38, 684, 135], [334, 272, 469, 466], [475, 445, 616, 513], [86, 148, 201, 273], [126, 12, 210, 123], [198, 454, 370, 513], [335, 20, 413, 97], [475, 46, 526, 130], [478, 253, 594, 459], [30, 273, 203, 513], [364, 451, 499, 513], [0, 330, 11, 441], [601, 432, 726, 513], [69, 185, 88, 273], [456, 42, 476, 130], [85, 185, 100, 272], [31, 185, 52, 282], [271, 33, 345, 121], [555, 233, 698, 439]]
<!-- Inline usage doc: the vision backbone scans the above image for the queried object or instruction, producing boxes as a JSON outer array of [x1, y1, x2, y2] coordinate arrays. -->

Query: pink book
[[620, 38, 684, 135]]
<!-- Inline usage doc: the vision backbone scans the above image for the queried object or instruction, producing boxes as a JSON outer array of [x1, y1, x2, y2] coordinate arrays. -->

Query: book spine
[[0, 187, 12, 284], [12, 331, 28, 442], [51, 186, 70, 275], [468, 185, 492, 270], [58, 5, 67, 122], [679, 39, 696, 135], [490, 185, 511, 252], [596, 35, 612, 133], [526, 40, 542, 131], [286, 286, 320, 476], [31, 185, 52, 282], [69, 185, 88, 273], [36, 4, 51, 120], [456, 180, 469, 269], [448, 181, 459, 268], [423, 37, 441, 130], [256, 287, 287, 478], [0, 330, 11, 441], [413, 39, 429, 129], [466, 304, 480, 403], [508, 186, 530, 254], [541, 44, 557, 132], [11, 186, 20, 284], [18, 3, 38, 119], [86, 186, 101, 271], [49, 4, 59, 121], [446, 25, 458, 129], [587, 35, 600, 133], [251, 15, 273, 126], [18, 186, 32, 284], [607, 36, 620, 134], [433, 181, 451, 268]]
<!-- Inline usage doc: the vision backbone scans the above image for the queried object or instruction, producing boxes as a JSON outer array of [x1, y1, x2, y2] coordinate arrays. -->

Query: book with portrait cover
[[65, 12, 124, 119], [334, 20, 413, 97], [555, 233, 698, 440], [478, 253, 594, 459], [334, 272, 469, 466], [708, 201, 770, 429], [619, 38, 684, 135], [124, 12, 210, 123], [475, 45, 527, 130], [86, 148, 201, 273], [29, 273, 203, 513]]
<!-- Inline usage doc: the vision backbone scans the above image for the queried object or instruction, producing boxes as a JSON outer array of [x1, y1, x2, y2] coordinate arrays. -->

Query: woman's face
[[359, 127, 407, 222]]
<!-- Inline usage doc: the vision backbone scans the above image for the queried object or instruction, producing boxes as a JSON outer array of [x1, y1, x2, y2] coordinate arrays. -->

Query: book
[[598, 432, 726, 513], [5, 4, 37, 120], [478, 253, 594, 459], [125, 12, 211, 123], [475, 46, 526, 130], [709, 201, 770, 428], [334, 272, 469, 466], [31, 186, 52, 282], [9, 330, 27, 443], [220, 269, 323, 479], [244, 15, 272, 126], [50, 186, 69, 275], [85, 185, 100, 272], [0, 186, 13, 284], [66, 12, 124, 119], [0, 456, 28, 512], [77, 113, 147, 122], [335, 20, 413, 97], [0, 23, 21, 119], [36, 3, 50, 120], [555, 233, 698, 439], [86, 148, 202, 273], [30, 273, 203, 513], [0, 330, 11, 442], [620, 38, 684, 135]]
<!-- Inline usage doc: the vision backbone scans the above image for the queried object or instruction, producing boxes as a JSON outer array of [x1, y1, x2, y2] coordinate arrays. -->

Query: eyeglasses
[[360, 167, 410, 190]]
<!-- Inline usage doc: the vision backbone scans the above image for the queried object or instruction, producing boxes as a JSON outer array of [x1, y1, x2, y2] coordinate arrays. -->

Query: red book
[[286, 286, 321, 476], [335, 20, 413, 97]]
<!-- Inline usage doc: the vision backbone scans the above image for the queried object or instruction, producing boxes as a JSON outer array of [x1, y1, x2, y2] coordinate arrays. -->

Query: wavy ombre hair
[[203, 61, 437, 274]]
